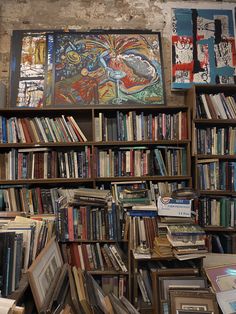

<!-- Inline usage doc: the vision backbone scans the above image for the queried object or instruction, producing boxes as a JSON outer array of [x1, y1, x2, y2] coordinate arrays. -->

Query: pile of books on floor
[[166, 224, 208, 260]]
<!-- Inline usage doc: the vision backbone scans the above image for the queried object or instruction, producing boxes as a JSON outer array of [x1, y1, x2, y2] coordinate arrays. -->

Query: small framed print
[[170, 290, 219, 314], [159, 276, 207, 300]]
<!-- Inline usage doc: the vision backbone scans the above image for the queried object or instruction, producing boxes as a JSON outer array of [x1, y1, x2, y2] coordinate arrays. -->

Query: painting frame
[[171, 7, 236, 89], [204, 263, 236, 293], [159, 276, 207, 301], [27, 236, 63, 312], [216, 289, 236, 314], [10, 29, 166, 108], [169, 290, 219, 314]]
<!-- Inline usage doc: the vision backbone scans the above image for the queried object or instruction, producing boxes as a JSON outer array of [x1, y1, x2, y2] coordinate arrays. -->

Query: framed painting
[[10, 30, 166, 107], [171, 8, 236, 89], [169, 290, 219, 314], [27, 236, 63, 312], [204, 263, 236, 292], [216, 289, 236, 314]]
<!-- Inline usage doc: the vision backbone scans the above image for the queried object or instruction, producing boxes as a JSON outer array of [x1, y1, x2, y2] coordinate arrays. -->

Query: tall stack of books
[[166, 224, 207, 260]]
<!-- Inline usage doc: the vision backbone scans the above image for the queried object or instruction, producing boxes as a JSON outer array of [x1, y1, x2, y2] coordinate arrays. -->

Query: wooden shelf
[[0, 178, 94, 185], [0, 211, 26, 218], [87, 270, 129, 275], [198, 190, 236, 196], [95, 176, 192, 182], [94, 140, 190, 146], [195, 154, 236, 159], [0, 142, 93, 148], [194, 119, 236, 125], [204, 226, 236, 232]]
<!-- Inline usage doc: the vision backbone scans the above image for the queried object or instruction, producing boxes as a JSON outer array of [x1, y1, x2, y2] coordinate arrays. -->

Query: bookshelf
[[186, 84, 236, 254], [0, 103, 193, 304]]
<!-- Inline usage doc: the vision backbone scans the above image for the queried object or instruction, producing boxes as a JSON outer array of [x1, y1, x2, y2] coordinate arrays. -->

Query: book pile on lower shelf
[[67, 242, 128, 273]]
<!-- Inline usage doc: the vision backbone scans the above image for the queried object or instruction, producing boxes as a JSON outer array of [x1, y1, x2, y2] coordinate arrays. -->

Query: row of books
[[0, 186, 60, 214], [195, 126, 236, 155], [197, 159, 236, 191], [94, 111, 188, 142], [0, 115, 87, 144], [96, 146, 187, 177], [127, 214, 158, 252], [69, 242, 128, 272], [0, 216, 55, 297], [196, 93, 236, 119], [0, 147, 91, 180], [57, 204, 121, 242], [197, 197, 236, 228], [206, 233, 236, 254]]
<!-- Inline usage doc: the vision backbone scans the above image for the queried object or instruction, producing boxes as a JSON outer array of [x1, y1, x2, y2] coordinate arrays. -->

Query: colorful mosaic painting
[[10, 31, 165, 107], [172, 8, 236, 89]]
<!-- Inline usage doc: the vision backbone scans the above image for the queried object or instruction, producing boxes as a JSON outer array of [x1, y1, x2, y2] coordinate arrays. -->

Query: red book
[[67, 206, 75, 241], [20, 118, 33, 143], [181, 112, 188, 140], [70, 243, 81, 268]]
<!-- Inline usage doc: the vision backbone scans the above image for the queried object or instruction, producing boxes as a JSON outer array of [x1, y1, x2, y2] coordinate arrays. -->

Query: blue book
[[128, 210, 157, 217], [2, 117, 7, 144]]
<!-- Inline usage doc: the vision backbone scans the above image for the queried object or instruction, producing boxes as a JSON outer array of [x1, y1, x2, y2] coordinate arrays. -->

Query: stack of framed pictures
[[151, 267, 219, 314]]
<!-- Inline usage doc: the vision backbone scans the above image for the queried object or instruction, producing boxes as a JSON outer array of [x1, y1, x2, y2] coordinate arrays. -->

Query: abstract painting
[[172, 8, 236, 89], [10, 31, 165, 107]]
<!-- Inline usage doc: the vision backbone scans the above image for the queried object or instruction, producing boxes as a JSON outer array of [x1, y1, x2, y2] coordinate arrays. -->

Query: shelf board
[[0, 211, 26, 218], [87, 270, 129, 275], [1, 105, 190, 112], [194, 119, 236, 125], [204, 226, 236, 232], [0, 178, 94, 185], [59, 239, 127, 243], [0, 142, 93, 148], [95, 176, 192, 182], [199, 190, 236, 196], [195, 154, 236, 159], [94, 140, 190, 146]]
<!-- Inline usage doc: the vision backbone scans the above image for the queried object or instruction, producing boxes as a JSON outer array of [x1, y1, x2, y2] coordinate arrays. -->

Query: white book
[[34, 117, 48, 142], [109, 245, 127, 272], [96, 242, 104, 271], [212, 94, 227, 119], [77, 244, 85, 270], [200, 94, 212, 119]]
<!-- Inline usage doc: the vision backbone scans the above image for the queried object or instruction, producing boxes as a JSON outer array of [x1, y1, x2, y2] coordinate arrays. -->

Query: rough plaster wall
[[0, 0, 235, 105]]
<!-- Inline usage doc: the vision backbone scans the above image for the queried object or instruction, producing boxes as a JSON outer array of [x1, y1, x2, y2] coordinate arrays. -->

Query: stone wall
[[0, 0, 235, 105]]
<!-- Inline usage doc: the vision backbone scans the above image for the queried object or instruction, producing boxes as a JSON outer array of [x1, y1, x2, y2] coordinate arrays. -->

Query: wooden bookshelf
[[186, 84, 236, 254]]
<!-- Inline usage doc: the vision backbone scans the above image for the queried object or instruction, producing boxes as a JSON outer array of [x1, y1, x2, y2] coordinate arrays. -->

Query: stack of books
[[166, 224, 208, 260], [153, 236, 173, 258]]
